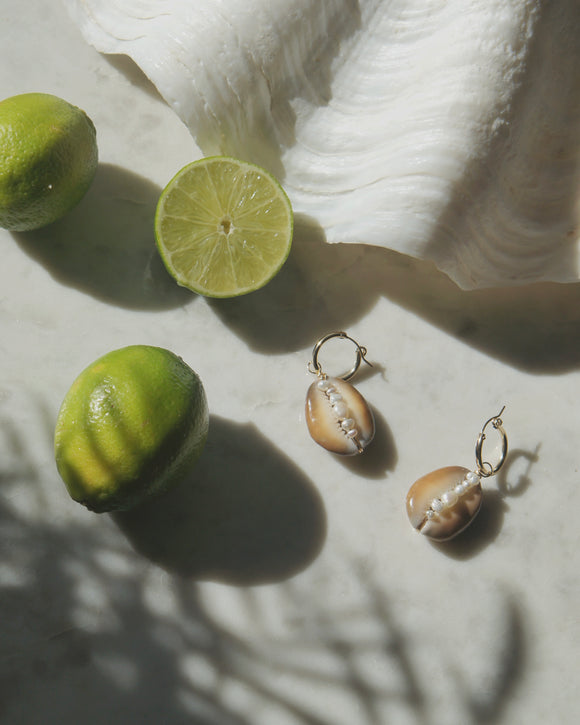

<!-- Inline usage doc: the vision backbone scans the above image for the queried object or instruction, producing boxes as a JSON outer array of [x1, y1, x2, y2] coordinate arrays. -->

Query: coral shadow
[[209, 213, 580, 374], [208, 213, 378, 353]]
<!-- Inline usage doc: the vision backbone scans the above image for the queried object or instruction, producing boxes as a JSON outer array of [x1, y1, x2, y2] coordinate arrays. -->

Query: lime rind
[[54, 345, 209, 513], [0, 93, 98, 231], [155, 156, 293, 298]]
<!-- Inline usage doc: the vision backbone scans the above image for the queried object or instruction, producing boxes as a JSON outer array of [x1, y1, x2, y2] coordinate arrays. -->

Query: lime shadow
[[113, 415, 327, 585], [13, 163, 193, 310]]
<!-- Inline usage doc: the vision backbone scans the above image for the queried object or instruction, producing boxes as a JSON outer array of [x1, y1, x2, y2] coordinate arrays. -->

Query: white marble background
[[0, 1, 578, 723]]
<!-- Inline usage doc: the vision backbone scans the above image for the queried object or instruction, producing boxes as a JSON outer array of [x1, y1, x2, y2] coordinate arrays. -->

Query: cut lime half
[[155, 156, 293, 298]]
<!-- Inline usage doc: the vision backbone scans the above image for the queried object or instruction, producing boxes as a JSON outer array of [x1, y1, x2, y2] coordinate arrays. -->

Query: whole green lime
[[0, 92, 98, 231], [54, 345, 209, 513]]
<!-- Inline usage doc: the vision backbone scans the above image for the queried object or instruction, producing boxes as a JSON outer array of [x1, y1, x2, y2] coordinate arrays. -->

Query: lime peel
[[0, 92, 98, 231], [54, 345, 209, 513]]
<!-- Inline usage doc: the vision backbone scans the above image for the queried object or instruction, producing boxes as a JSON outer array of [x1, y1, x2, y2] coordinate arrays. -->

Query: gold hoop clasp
[[308, 331, 373, 381], [475, 406, 508, 478]]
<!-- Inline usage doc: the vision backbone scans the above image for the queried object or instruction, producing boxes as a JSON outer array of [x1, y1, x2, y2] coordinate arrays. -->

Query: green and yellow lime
[[0, 92, 98, 231], [54, 345, 209, 513], [155, 156, 293, 298]]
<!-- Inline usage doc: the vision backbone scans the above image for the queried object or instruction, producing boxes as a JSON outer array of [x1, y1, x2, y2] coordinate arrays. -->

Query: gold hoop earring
[[305, 331, 375, 455], [406, 407, 508, 540]]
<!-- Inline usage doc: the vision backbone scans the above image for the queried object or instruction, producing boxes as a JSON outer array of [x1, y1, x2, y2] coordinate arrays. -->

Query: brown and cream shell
[[406, 466, 483, 541], [305, 376, 374, 455]]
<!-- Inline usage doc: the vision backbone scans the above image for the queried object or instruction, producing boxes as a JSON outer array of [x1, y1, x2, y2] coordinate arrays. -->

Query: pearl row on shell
[[317, 378, 360, 442], [424, 470, 481, 520]]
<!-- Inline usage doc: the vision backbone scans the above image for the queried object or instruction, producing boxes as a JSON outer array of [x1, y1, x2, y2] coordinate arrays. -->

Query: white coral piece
[[64, 0, 580, 288]]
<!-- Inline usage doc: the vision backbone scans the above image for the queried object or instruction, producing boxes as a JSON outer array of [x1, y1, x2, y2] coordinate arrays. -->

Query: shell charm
[[406, 466, 483, 541], [306, 376, 374, 455], [305, 332, 375, 456], [406, 408, 508, 541]]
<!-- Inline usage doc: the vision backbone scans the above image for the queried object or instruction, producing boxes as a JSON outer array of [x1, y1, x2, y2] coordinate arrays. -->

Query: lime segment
[[155, 157, 293, 298]]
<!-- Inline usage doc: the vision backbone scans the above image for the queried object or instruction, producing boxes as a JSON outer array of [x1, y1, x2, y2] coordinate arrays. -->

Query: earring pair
[[304, 332, 508, 541]]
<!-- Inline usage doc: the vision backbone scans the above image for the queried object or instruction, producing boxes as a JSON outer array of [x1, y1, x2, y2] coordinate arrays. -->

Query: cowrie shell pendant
[[406, 408, 508, 541], [406, 466, 483, 541], [305, 331, 375, 456], [306, 376, 375, 455]]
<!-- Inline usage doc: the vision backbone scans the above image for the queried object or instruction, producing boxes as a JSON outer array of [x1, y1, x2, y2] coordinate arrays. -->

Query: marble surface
[[1, 2, 579, 723]]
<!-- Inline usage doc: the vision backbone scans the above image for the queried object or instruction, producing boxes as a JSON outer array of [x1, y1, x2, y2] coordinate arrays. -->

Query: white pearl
[[441, 491, 458, 507], [346, 428, 358, 438], [431, 498, 444, 513], [466, 471, 480, 485], [329, 393, 343, 404], [341, 418, 355, 430], [454, 483, 466, 495], [317, 379, 331, 391], [333, 402, 348, 418]]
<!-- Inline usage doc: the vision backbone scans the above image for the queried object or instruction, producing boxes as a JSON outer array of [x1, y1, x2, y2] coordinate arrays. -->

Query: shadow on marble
[[433, 446, 540, 560], [496, 446, 539, 499], [0, 468, 527, 725], [364, 574, 525, 724], [326, 561, 431, 725], [12, 163, 193, 310], [114, 415, 327, 585], [279, 559, 528, 725], [0, 406, 314, 724], [0, 496, 250, 724], [209, 214, 580, 374], [208, 214, 376, 353], [454, 593, 527, 724]]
